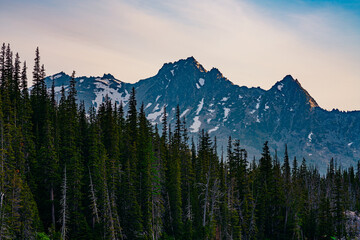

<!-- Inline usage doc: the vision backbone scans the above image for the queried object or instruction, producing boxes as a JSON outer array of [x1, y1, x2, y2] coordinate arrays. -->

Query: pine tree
[[121, 156, 143, 239], [19, 61, 36, 191], [150, 124, 164, 240], [318, 193, 333, 238], [166, 107, 183, 239], [38, 117, 59, 230], [281, 144, 292, 239], [138, 104, 153, 239], [58, 71, 89, 238], [282, 144, 290, 184], [31, 47, 45, 98], [180, 115, 194, 239], [0, 43, 5, 86], [121, 88, 143, 239], [2, 44, 13, 96], [256, 141, 274, 239], [127, 87, 138, 146], [11, 53, 21, 121], [334, 168, 345, 238]]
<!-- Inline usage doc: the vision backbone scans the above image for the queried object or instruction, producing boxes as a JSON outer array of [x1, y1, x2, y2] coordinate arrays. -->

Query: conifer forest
[[1, 44, 360, 240]]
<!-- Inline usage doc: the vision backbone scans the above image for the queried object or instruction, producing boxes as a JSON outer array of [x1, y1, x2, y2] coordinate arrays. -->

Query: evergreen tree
[[255, 141, 275, 239], [0, 43, 5, 85], [121, 87, 143, 239], [138, 104, 153, 239], [167, 107, 183, 239]]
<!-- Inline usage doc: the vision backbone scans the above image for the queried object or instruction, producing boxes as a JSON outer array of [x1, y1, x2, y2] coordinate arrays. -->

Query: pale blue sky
[[0, 0, 359, 110]]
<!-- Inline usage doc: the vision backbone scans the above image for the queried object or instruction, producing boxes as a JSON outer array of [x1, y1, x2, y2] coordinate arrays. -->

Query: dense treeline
[[0, 43, 360, 239]]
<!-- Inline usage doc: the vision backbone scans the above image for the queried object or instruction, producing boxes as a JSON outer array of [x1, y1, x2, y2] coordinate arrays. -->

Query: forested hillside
[[0, 44, 360, 239]]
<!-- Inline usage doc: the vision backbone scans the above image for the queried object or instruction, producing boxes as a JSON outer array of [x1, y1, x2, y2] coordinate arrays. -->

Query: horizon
[[1, 0, 359, 111]]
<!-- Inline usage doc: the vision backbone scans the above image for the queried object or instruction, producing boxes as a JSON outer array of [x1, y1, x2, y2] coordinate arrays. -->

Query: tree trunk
[[51, 184, 55, 228], [202, 167, 211, 227]]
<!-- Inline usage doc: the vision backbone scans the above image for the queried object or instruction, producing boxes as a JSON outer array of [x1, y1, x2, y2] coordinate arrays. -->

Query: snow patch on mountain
[[256, 115, 260, 123], [199, 78, 205, 86], [190, 116, 201, 133], [153, 103, 160, 112], [92, 82, 129, 108], [96, 78, 111, 85], [196, 98, 204, 115], [308, 132, 313, 142], [223, 108, 230, 122], [54, 86, 64, 92], [165, 81, 170, 89], [190, 98, 205, 132], [264, 103, 269, 110], [53, 73, 62, 79], [208, 125, 219, 133], [278, 83, 284, 91], [148, 110, 163, 122], [255, 97, 261, 109], [180, 109, 190, 118], [145, 103, 152, 109]]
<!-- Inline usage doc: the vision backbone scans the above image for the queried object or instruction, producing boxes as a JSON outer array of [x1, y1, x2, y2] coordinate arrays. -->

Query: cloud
[[0, 0, 359, 110]]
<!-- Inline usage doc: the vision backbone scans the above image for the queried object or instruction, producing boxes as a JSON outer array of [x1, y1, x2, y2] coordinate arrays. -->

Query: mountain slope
[[45, 57, 360, 172]]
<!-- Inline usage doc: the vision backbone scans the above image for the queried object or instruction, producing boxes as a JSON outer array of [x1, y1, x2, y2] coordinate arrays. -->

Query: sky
[[0, 0, 359, 111]]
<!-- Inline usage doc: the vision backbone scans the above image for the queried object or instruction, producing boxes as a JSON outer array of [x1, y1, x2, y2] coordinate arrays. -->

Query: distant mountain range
[[44, 57, 360, 172]]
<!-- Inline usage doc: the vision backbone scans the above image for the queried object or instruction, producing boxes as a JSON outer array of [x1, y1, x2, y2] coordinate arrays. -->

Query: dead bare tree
[[60, 165, 68, 240], [209, 179, 222, 224], [200, 165, 211, 228], [88, 167, 99, 227]]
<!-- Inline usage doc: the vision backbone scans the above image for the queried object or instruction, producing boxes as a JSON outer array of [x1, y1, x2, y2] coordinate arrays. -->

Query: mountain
[[45, 57, 360, 172]]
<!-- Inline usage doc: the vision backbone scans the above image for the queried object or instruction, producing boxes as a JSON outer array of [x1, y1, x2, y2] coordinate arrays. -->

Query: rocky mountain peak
[[102, 73, 115, 79], [208, 67, 224, 79], [183, 56, 206, 72], [48, 71, 70, 86], [159, 56, 207, 75], [276, 75, 298, 89], [271, 75, 319, 109]]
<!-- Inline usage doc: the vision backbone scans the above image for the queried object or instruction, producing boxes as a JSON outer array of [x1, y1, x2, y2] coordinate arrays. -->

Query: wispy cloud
[[0, 0, 359, 110]]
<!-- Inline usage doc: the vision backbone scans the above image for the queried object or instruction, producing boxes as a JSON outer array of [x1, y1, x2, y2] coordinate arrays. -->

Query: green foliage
[[36, 232, 50, 240]]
